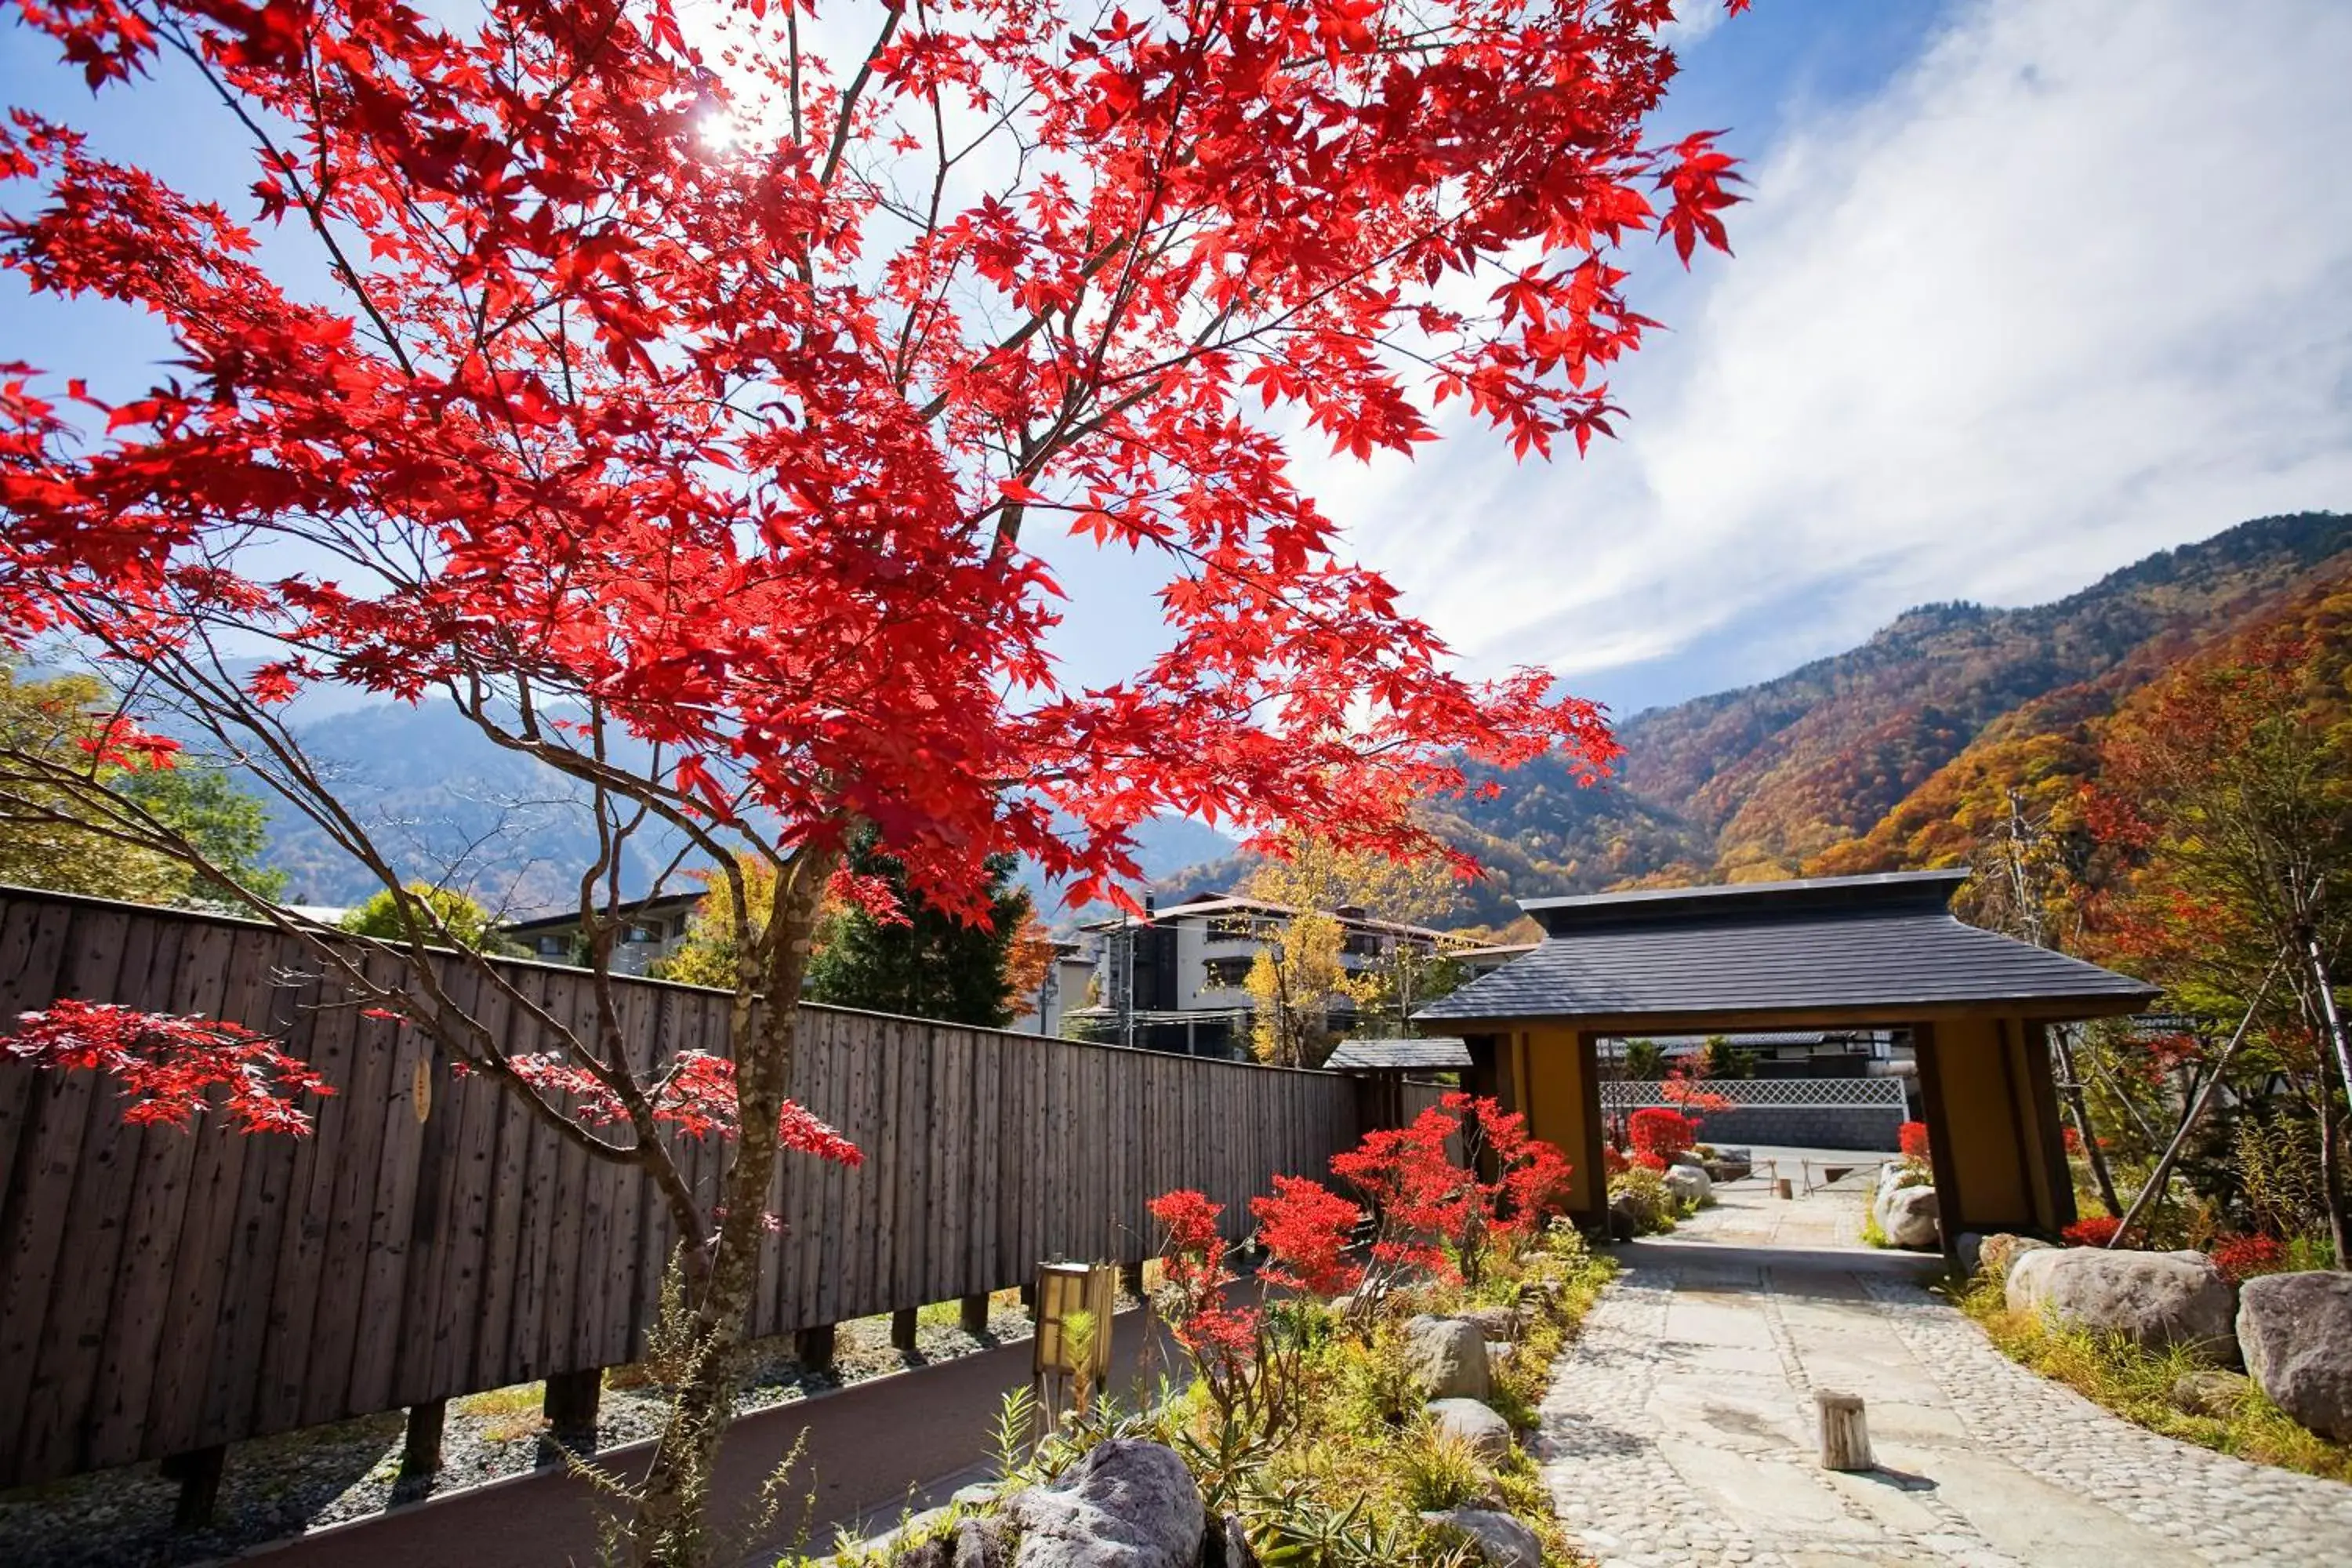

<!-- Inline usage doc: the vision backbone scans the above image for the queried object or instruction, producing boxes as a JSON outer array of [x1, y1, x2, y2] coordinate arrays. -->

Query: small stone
[[1428, 1397, 1514, 1462], [1198, 1514, 1255, 1568], [1403, 1315, 1493, 1401], [1419, 1507, 1542, 1568], [1875, 1184, 1940, 1250], [2171, 1369, 2253, 1419], [1974, 1232, 2056, 1283], [1664, 1164, 1712, 1209], [1457, 1305, 1520, 1342]]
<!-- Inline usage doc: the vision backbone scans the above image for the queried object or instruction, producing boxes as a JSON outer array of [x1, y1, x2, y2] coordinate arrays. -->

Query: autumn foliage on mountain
[[1415, 511, 2352, 924], [0, 0, 1748, 1553]]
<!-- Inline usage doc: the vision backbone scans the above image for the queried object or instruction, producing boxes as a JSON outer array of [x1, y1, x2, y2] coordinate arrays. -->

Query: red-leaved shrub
[[2209, 1232, 2288, 1283], [1250, 1174, 1365, 1298], [1898, 1120, 1931, 1163], [1628, 1107, 1697, 1167], [2063, 1215, 2134, 1248]]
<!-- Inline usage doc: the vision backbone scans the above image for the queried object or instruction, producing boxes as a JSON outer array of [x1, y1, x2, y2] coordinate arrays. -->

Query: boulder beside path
[[2007, 1247, 2238, 1364], [2238, 1271, 2352, 1439]]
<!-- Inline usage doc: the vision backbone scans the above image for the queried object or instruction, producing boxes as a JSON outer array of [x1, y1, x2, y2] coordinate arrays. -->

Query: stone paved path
[[1537, 1168, 2352, 1566]]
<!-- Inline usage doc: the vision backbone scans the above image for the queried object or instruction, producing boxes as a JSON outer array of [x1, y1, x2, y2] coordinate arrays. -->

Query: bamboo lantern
[[1033, 1261, 1117, 1423]]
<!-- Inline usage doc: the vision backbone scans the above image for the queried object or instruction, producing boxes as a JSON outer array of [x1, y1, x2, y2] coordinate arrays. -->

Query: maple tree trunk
[[628, 850, 835, 1566]]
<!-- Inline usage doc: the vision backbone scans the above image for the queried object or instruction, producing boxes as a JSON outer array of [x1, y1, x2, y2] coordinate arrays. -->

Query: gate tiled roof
[[1416, 871, 2154, 1024]]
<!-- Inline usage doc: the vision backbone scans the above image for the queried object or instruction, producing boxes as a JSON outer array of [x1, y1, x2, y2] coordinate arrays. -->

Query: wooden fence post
[[543, 1369, 602, 1437], [160, 1445, 227, 1531], [959, 1294, 991, 1335], [400, 1399, 448, 1478], [795, 1323, 836, 1372], [891, 1308, 919, 1352], [1119, 1261, 1147, 1300]]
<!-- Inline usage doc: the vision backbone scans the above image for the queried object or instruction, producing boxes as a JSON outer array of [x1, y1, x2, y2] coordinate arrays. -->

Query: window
[[535, 935, 568, 957], [1201, 956, 1254, 989], [1341, 931, 1386, 958], [1205, 915, 1260, 942]]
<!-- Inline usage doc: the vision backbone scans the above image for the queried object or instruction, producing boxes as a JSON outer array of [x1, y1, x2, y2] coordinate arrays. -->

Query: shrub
[[2209, 1233, 2289, 1283], [1627, 1107, 1696, 1167], [1398, 1428, 1486, 1512], [1898, 1120, 1931, 1163], [1607, 1166, 1676, 1234], [1250, 1174, 1365, 1298], [2063, 1215, 2136, 1248]]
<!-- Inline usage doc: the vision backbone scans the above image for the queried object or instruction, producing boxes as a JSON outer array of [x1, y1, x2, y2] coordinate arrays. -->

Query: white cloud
[[1340, 0, 2352, 702], [1657, 4, 1730, 51]]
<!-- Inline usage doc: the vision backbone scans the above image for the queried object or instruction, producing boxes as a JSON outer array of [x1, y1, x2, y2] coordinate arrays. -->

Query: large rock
[[1004, 1439, 1204, 1568], [1974, 1232, 2056, 1283], [1664, 1163, 1712, 1208], [2007, 1248, 2238, 1364], [1875, 1184, 1940, 1250], [1419, 1508, 1541, 1568], [1427, 1397, 1513, 1462], [2238, 1271, 2352, 1439], [1403, 1315, 1492, 1401]]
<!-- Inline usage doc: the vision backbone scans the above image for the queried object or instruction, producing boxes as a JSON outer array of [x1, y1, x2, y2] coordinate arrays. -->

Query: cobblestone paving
[[1537, 1174, 2352, 1567]]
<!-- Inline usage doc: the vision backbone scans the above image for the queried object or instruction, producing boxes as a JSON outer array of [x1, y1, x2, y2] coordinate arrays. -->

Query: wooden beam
[[1573, 1031, 1610, 1233], [1911, 1024, 1965, 1271]]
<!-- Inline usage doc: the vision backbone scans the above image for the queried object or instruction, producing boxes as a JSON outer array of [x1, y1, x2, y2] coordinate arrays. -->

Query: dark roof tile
[[1417, 873, 2152, 1024]]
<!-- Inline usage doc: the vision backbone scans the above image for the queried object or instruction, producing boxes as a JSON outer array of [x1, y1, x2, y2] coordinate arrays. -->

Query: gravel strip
[[0, 1301, 1062, 1568]]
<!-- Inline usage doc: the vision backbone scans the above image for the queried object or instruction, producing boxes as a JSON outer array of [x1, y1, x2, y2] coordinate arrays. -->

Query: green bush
[[1608, 1166, 1678, 1234]]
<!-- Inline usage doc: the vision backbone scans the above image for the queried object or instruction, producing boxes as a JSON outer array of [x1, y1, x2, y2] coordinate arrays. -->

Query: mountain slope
[[1426, 511, 2352, 907], [249, 511, 2352, 928]]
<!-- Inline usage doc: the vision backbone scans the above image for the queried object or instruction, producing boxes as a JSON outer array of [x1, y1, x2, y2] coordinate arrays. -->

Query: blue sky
[[9, 2, 2351, 729], [1317, 0, 2352, 718]]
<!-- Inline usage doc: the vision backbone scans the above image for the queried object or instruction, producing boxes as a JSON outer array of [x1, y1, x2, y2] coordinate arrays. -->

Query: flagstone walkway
[[1537, 1168, 2352, 1567]]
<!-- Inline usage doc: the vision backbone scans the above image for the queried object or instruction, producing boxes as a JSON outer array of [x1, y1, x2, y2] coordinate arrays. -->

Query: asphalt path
[[238, 1306, 1181, 1568]]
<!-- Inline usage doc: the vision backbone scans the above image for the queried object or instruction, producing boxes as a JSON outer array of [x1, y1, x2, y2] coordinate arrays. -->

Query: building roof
[[1324, 1036, 1474, 1072], [1417, 870, 2155, 1025], [501, 889, 706, 935], [1078, 891, 1451, 943]]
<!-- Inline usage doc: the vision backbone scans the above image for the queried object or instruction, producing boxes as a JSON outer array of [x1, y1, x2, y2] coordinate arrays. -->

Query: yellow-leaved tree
[[1239, 830, 1470, 1062]]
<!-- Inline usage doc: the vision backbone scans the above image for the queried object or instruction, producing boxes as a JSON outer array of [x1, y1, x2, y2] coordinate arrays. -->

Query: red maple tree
[[0, 0, 1744, 1552]]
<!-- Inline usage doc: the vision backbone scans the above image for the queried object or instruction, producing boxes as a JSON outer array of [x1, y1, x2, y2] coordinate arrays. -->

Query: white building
[[1064, 889, 1453, 1057]]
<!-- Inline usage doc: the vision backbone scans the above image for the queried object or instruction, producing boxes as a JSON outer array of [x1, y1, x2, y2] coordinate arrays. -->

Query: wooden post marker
[[543, 1369, 603, 1437], [1775, 1177, 1795, 1201], [891, 1307, 920, 1352], [960, 1294, 992, 1335], [401, 1399, 448, 1478], [1816, 1389, 1872, 1471], [793, 1323, 837, 1373], [161, 1445, 227, 1531]]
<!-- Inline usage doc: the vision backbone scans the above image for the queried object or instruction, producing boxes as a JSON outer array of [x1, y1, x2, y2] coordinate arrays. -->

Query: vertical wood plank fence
[[0, 888, 1379, 1490]]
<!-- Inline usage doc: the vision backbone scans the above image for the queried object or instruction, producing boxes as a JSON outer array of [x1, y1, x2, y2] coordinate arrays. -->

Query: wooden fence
[[0, 887, 1379, 1490]]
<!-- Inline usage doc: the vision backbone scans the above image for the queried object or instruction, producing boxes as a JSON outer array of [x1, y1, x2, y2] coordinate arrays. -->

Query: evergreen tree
[[803, 830, 1030, 1028]]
